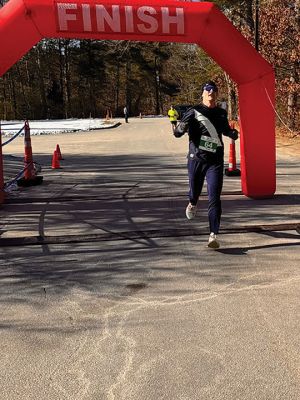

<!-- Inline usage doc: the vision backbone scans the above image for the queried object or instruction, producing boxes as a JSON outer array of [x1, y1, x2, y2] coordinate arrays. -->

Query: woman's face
[[202, 87, 218, 105]]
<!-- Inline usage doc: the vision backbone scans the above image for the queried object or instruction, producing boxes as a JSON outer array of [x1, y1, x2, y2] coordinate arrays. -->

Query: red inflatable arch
[[0, 0, 275, 202]]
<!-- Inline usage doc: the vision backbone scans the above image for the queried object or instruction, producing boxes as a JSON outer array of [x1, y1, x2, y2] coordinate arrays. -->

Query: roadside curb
[[0, 222, 299, 247], [90, 122, 121, 130]]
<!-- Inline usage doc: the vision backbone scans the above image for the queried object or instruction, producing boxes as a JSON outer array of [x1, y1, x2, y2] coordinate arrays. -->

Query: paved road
[[1, 118, 300, 400]]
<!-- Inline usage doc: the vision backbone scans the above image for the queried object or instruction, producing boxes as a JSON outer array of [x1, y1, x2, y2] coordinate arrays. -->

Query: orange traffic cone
[[56, 144, 63, 160], [225, 122, 241, 177], [23, 120, 35, 181], [17, 120, 43, 187], [52, 150, 60, 169]]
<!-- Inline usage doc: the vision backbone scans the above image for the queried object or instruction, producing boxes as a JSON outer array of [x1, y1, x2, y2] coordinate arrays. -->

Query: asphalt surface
[[1, 117, 300, 400]]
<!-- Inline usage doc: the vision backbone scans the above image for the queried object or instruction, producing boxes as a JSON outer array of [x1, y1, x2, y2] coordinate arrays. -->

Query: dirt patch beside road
[[276, 128, 300, 157]]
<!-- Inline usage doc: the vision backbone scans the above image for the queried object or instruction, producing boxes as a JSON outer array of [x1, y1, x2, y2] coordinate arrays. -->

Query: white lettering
[[137, 7, 158, 34], [96, 5, 121, 32], [56, 4, 185, 36], [161, 7, 184, 34], [125, 6, 134, 33], [82, 4, 92, 31], [57, 3, 77, 31]]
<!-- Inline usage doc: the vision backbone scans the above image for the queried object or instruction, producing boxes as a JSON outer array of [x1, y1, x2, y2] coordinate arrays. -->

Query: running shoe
[[208, 233, 220, 249], [185, 203, 197, 220]]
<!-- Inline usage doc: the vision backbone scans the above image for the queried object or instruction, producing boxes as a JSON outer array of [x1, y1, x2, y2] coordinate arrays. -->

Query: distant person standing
[[123, 106, 129, 123], [168, 105, 179, 132]]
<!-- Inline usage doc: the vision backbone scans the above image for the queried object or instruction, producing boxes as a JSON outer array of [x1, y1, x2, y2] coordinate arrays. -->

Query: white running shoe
[[185, 203, 197, 220], [208, 232, 220, 249]]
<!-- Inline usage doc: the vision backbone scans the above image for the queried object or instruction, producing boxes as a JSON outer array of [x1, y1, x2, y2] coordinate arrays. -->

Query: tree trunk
[[287, 0, 300, 130], [35, 46, 48, 119], [7, 71, 18, 119], [154, 56, 161, 115], [16, 64, 31, 119], [114, 61, 120, 116], [125, 60, 131, 113], [58, 40, 69, 119], [224, 72, 237, 121], [2, 76, 7, 120], [65, 42, 72, 117]]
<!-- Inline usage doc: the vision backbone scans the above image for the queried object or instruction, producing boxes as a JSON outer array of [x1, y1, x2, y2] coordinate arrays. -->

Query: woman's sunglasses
[[204, 85, 218, 92]]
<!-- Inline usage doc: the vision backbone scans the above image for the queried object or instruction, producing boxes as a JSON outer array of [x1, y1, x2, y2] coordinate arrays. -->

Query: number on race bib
[[199, 136, 219, 153]]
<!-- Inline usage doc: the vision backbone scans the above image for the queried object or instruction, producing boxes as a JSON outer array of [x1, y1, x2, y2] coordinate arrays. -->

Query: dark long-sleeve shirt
[[174, 104, 238, 164]]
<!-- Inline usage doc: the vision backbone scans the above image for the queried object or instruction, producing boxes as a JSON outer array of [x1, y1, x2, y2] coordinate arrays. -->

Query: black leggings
[[188, 158, 223, 234]]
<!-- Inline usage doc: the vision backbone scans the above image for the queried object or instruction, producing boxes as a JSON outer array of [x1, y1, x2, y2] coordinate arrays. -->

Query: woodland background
[[0, 0, 299, 133]]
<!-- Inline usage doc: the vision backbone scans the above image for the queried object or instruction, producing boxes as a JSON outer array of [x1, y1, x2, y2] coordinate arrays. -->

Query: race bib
[[199, 135, 219, 153]]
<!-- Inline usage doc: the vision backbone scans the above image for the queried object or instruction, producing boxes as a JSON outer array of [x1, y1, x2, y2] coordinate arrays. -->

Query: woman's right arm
[[174, 108, 194, 138]]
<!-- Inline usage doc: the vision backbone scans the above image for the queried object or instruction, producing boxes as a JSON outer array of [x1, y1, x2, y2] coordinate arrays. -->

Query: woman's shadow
[[217, 230, 300, 255]]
